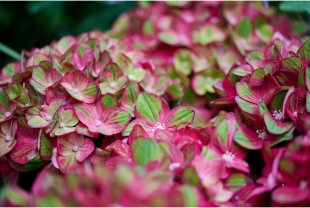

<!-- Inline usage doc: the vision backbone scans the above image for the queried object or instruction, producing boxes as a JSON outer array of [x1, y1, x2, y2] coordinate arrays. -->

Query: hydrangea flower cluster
[[0, 1, 309, 206]]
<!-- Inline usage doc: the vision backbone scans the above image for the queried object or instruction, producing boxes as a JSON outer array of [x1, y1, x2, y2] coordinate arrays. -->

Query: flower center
[[4, 112, 11, 118], [293, 111, 298, 118], [5, 135, 11, 142], [73, 88, 79, 94], [222, 151, 235, 162], [95, 120, 103, 127], [109, 82, 117, 88], [72, 146, 79, 152], [59, 122, 65, 128], [300, 181, 308, 189], [273, 110, 283, 120], [152, 122, 165, 132], [45, 115, 52, 122], [256, 128, 267, 140]]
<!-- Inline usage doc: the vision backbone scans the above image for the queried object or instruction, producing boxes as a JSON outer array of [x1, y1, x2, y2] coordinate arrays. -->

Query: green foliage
[[279, 1, 310, 15]]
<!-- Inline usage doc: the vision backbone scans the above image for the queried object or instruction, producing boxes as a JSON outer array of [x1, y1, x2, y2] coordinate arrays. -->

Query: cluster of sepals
[[0, 1, 310, 207]]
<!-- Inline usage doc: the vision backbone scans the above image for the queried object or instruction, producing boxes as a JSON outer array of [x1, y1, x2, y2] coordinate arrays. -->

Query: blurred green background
[[0, 1, 309, 68]]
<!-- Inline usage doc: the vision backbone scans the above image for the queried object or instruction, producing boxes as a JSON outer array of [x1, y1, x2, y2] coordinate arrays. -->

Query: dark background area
[[0, 1, 137, 67]]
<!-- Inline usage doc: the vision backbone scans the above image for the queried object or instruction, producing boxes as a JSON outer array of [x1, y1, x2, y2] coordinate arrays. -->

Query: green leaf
[[279, 1, 310, 15], [158, 31, 179, 45], [37, 195, 63, 207], [298, 38, 310, 64], [264, 113, 294, 135], [97, 94, 120, 111], [223, 172, 246, 192], [270, 128, 295, 147], [167, 84, 184, 100], [124, 64, 146, 83], [236, 18, 252, 39], [298, 65, 306, 89], [143, 20, 154, 35], [193, 25, 226, 45], [40, 134, 56, 160], [164, 106, 194, 128], [307, 92, 310, 113], [23, 154, 48, 171], [0, 42, 21, 60], [257, 24, 273, 42], [258, 100, 270, 118], [131, 139, 164, 166], [182, 166, 200, 186], [135, 92, 166, 123], [235, 96, 258, 115], [270, 90, 287, 112], [179, 185, 199, 207], [173, 49, 192, 76]]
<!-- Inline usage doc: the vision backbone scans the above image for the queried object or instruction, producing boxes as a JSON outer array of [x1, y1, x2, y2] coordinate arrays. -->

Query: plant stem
[[0, 42, 21, 60]]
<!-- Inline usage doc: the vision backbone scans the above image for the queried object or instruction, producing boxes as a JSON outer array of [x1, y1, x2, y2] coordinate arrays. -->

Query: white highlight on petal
[[256, 127, 267, 140], [128, 74, 135, 80], [152, 122, 166, 132], [293, 111, 298, 118], [300, 181, 308, 189], [273, 110, 283, 120], [222, 151, 235, 162], [169, 162, 181, 171], [52, 147, 59, 169]]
